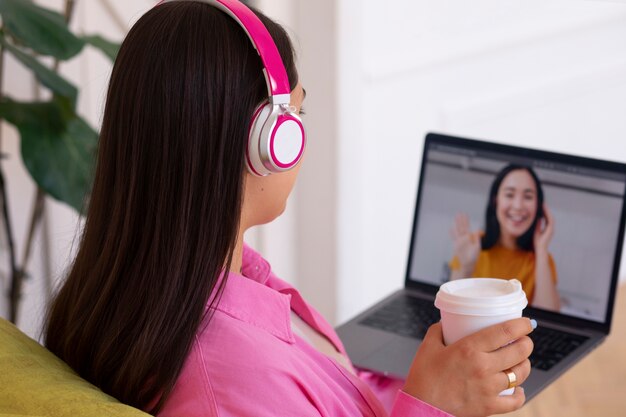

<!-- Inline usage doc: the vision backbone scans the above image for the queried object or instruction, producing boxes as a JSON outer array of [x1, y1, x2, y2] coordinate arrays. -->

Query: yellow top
[[449, 245, 557, 303]]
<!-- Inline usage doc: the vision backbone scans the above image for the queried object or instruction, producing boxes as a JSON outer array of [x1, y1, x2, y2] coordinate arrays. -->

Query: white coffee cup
[[434, 278, 528, 395]]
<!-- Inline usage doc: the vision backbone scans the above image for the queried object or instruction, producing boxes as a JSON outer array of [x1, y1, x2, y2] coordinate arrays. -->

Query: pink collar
[[210, 244, 347, 356]]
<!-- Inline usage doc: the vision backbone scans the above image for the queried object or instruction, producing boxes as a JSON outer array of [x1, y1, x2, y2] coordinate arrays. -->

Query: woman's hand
[[450, 213, 481, 276], [533, 203, 554, 254], [531, 203, 560, 310], [403, 318, 534, 417]]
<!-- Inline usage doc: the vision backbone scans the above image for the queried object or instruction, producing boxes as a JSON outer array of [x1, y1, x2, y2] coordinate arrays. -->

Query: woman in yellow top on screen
[[449, 164, 561, 311]]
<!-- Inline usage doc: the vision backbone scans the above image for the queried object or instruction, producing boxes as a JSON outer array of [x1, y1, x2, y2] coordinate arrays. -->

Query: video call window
[[409, 143, 626, 323]]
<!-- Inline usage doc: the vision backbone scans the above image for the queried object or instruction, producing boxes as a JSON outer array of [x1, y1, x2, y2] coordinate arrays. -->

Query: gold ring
[[504, 368, 517, 390]]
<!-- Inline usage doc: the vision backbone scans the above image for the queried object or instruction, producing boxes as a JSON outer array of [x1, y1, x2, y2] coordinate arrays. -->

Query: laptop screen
[[407, 133, 626, 326]]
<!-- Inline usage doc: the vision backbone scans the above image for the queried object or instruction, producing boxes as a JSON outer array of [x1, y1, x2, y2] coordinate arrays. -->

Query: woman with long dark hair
[[450, 164, 561, 311], [45, 1, 535, 416]]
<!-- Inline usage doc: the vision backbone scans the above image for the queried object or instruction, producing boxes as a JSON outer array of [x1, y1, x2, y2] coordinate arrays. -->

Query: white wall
[[252, 0, 339, 322]]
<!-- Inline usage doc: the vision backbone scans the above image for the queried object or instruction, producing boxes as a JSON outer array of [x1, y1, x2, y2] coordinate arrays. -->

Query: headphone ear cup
[[247, 102, 272, 176], [247, 103, 306, 176]]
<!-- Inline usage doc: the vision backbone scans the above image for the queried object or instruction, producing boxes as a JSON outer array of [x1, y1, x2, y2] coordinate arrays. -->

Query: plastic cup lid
[[434, 278, 528, 316]]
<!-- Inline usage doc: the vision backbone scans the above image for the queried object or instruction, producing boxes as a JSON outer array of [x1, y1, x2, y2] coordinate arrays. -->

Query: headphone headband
[[156, 0, 305, 176], [159, 0, 291, 104]]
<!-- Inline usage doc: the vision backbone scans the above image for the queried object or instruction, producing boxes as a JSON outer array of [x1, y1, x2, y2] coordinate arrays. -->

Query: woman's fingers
[[421, 321, 445, 352], [455, 212, 469, 235], [453, 213, 479, 249], [487, 386, 527, 416], [500, 359, 532, 390], [452, 213, 467, 241], [534, 203, 555, 250], [405, 319, 533, 417], [543, 202, 553, 222], [490, 336, 534, 373], [543, 203, 555, 234], [462, 318, 534, 352]]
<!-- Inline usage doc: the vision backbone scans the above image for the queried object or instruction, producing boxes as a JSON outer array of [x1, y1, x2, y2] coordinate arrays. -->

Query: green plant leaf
[[22, 116, 97, 213], [82, 34, 120, 62], [0, 0, 84, 60], [0, 97, 97, 212], [1, 36, 78, 105], [0, 97, 66, 131]]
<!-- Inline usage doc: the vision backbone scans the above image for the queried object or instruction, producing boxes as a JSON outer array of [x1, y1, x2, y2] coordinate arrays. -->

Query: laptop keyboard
[[359, 296, 589, 372], [359, 295, 440, 340], [529, 325, 588, 371]]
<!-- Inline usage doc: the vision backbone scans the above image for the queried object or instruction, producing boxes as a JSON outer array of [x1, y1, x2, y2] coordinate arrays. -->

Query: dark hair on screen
[[481, 164, 544, 252], [44, 2, 298, 414]]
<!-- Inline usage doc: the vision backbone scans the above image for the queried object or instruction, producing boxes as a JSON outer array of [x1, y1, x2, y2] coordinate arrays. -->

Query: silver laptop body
[[337, 133, 626, 402]]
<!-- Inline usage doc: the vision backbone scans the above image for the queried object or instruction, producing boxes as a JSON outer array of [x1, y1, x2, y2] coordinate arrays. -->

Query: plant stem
[[0, 25, 22, 323], [64, 1, 77, 33], [1, 166, 21, 323], [0, 29, 28, 323], [97, 0, 128, 33], [0, 45, 3, 153], [6, 0, 79, 324], [21, 204, 45, 246], [10, 191, 46, 325]]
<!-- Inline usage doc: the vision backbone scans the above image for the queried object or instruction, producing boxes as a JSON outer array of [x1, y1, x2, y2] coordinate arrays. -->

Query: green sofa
[[0, 317, 150, 416]]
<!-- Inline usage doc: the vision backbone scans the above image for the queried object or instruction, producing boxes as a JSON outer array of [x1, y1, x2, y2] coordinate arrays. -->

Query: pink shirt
[[158, 245, 452, 417]]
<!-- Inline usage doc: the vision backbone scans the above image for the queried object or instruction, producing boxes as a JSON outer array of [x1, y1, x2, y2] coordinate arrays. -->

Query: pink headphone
[[158, 0, 306, 176]]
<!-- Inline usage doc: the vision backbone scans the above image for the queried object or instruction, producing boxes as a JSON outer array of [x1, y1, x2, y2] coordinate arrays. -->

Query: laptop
[[336, 132, 626, 401]]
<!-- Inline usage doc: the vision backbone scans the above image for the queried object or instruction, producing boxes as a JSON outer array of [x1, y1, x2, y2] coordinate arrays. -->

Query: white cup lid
[[435, 278, 528, 316]]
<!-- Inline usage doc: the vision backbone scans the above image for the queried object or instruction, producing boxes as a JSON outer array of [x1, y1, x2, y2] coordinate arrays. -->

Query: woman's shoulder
[[161, 326, 306, 417], [197, 305, 295, 355]]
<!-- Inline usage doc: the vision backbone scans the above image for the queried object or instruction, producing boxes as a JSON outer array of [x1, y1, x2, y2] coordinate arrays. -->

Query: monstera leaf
[[82, 34, 121, 61], [0, 35, 78, 106], [0, 0, 120, 213], [0, 0, 123, 324], [0, 97, 97, 212], [0, 0, 84, 60]]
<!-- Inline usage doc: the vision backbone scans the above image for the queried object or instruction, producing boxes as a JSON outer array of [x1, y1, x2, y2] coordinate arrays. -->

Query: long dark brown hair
[[481, 164, 545, 251], [44, 2, 298, 413]]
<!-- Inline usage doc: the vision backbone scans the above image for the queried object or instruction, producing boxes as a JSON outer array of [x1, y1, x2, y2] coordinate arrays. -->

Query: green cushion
[[0, 318, 150, 417]]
